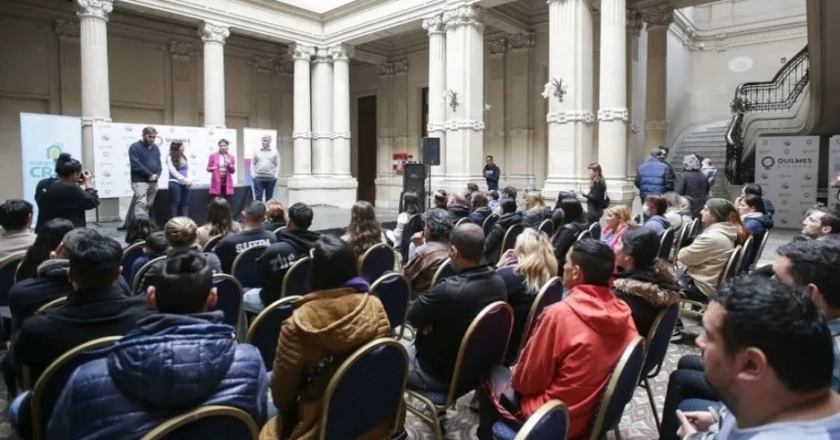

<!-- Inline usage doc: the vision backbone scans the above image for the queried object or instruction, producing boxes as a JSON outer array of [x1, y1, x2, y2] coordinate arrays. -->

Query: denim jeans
[[253, 178, 277, 202], [168, 181, 191, 216], [244, 288, 265, 314]]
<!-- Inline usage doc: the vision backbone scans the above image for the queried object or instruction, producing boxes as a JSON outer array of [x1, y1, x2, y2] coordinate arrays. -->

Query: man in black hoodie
[[247, 203, 320, 312], [213, 201, 276, 273]]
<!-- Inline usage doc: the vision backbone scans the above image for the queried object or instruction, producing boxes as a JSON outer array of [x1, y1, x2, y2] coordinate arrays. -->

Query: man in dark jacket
[[213, 201, 276, 274], [447, 192, 471, 221], [675, 154, 710, 218], [128, 126, 162, 217], [406, 223, 507, 390], [47, 251, 267, 440], [484, 155, 501, 191], [404, 208, 453, 296], [485, 198, 523, 264], [249, 203, 320, 312], [635, 148, 675, 202]]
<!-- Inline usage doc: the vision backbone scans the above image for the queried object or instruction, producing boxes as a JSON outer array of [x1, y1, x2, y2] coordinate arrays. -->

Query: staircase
[[667, 121, 730, 197]]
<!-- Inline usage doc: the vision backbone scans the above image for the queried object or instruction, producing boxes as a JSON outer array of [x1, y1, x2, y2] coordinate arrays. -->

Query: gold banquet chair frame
[[138, 405, 259, 440]]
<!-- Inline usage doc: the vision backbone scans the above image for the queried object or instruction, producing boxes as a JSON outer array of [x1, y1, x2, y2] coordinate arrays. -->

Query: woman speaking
[[207, 139, 235, 203], [35, 153, 100, 232]]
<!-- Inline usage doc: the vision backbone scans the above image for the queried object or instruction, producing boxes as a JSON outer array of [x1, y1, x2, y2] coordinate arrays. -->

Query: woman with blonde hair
[[496, 228, 559, 361], [522, 192, 552, 228], [601, 205, 633, 251]]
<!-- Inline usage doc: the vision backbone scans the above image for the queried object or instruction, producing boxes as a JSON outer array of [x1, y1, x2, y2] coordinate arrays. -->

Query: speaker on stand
[[402, 163, 427, 212], [421, 137, 441, 211]]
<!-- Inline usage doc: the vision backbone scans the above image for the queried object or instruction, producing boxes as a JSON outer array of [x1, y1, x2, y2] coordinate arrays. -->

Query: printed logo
[[761, 156, 775, 170]]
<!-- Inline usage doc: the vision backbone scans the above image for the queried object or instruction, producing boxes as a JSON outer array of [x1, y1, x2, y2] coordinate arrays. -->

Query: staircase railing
[[724, 45, 810, 184]]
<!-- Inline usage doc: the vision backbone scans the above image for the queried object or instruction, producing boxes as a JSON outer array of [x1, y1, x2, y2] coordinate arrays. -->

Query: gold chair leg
[[613, 427, 623, 440], [644, 378, 661, 429]]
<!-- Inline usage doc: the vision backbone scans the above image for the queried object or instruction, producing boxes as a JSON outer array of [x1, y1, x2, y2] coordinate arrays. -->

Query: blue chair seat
[[410, 388, 448, 406], [492, 421, 518, 440]]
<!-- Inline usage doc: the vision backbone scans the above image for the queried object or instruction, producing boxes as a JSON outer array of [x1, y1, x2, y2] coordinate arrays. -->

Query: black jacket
[[406, 265, 507, 384], [485, 212, 523, 264], [258, 229, 321, 305], [469, 206, 493, 225], [11, 285, 154, 384], [128, 140, 162, 183], [584, 180, 607, 223], [496, 266, 537, 363], [612, 265, 681, 338], [448, 206, 470, 221], [675, 170, 710, 218], [263, 220, 287, 235], [137, 247, 222, 295], [34, 180, 99, 233], [553, 220, 589, 266], [213, 228, 277, 273], [522, 207, 552, 228]]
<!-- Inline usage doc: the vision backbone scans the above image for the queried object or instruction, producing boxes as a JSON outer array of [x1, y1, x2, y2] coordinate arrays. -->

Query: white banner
[[755, 136, 820, 229], [827, 136, 840, 203], [93, 123, 238, 199], [242, 128, 278, 186], [19, 113, 83, 224]]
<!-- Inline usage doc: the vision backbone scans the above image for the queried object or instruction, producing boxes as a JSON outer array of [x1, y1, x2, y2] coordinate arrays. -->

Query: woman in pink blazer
[[207, 139, 236, 201]]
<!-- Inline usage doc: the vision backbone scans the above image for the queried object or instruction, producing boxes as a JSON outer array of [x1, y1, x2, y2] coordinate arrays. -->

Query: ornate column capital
[[626, 10, 644, 35], [199, 22, 230, 44], [76, 0, 113, 20], [443, 4, 485, 31], [169, 41, 197, 59], [313, 47, 331, 64], [54, 19, 80, 37], [251, 56, 278, 73], [641, 5, 673, 28], [378, 59, 408, 76], [289, 43, 315, 61], [487, 38, 508, 58], [422, 14, 446, 35], [508, 33, 535, 52], [329, 44, 354, 62]]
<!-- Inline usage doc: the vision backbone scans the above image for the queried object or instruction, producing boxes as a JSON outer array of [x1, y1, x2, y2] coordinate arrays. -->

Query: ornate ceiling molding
[[669, 9, 807, 52], [508, 33, 535, 52], [54, 18, 80, 37]]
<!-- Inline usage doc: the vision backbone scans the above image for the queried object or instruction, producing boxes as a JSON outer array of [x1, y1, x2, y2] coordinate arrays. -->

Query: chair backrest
[[517, 277, 563, 362], [281, 256, 312, 298], [31, 336, 122, 440], [657, 228, 676, 260], [137, 406, 259, 440], [35, 296, 67, 314], [359, 243, 398, 283], [587, 336, 645, 440], [455, 217, 472, 227], [231, 244, 268, 287], [319, 339, 409, 440], [502, 224, 525, 253], [121, 242, 145, 283], [718, 245, 743, 286], [538, 219, 554, 237], [211, 274, 244, 330], [445, 301, 514, 406], [688, 218, 701, 240], [132, 256, 167, 294], [370, 273, 411, 338], [203, 234, 224, 252], [513, 399, 570, 440], [0, 252, 25, 307], [483, 213, 500, 236], [641, 303, 680, 378], [671, 223, 691, 263], [750, 230, 771, 272], [273, 226, 287, 235], [736, 235, 755, 274], [576, 230, 591, 242], [588, 223, 601, 240], [399, 214, 424, 262], [430, 258, 456, 287], [245, 296, 300, 370]]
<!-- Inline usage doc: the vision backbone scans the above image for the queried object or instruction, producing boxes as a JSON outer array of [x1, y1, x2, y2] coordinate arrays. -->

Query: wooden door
[[357, 95, 377, 204]]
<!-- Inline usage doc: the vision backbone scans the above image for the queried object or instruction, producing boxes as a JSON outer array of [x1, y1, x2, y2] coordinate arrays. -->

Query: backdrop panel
[[242, 128, 278, 187], [828, 136, 840, 204], [19, 113, 83, 224], [755, 136, 819, 229]]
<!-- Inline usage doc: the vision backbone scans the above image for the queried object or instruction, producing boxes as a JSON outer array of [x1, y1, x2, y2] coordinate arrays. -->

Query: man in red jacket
[[478, 239, 638, 439]]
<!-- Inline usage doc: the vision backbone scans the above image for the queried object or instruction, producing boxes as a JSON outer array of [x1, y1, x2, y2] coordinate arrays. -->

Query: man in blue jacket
[[48, 250, 268, 440], [128, 126, 162, 217], [483, 155, 501, 191], [634, 148, 675, 202]]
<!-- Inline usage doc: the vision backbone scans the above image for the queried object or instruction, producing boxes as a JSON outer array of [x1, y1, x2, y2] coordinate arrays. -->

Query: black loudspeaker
[[402, 163, 427, 212], [422, 137, 441, 166]]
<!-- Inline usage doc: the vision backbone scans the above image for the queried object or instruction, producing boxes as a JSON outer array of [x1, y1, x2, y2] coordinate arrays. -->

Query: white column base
[[287, 175, 358, 208], [375, 176, 403, 210], [605, 178, 637, 208]]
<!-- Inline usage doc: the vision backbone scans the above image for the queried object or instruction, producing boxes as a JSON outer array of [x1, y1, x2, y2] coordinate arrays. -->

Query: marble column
[[330, 44, 353, 178], [199, 22, 229, 128], [626, 11, 644, 179], [290, 43, 315, 178], [544, 0, 595, 197], [597, 0, 631, 202], [77, 0, 114, 218], [506, 33, 535, 187], [443, 3, 485, 183], [423, 14, 447, 176], [642, 5, 672, 149], [311, 47, 333, 176]]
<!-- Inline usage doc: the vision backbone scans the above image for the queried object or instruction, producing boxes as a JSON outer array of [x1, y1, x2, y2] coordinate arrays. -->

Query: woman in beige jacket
[[677, 198, 750, 300]]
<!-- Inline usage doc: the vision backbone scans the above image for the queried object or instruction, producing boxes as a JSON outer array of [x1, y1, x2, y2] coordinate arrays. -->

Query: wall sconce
[[443, 89, 459, 112], [541, 78, 568, 103], [484, 103, 492, 112]]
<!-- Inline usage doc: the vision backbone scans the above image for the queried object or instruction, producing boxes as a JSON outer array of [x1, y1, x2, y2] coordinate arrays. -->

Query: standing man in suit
[[483, 156, 500, 191], [128, 126, 162, 216]]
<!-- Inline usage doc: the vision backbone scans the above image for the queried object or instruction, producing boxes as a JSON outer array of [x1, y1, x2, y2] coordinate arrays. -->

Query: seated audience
[[495, 228, 558, 361], [128, 231, 168, 283], [664, 192, 691, 231], [137, 217, 222, 295], [0, 200, 36, 262], [601, 205, 633, 252], [673, 277, 840, 440], [501, 186, 525, 213], [263, 235, 391, 440], [433, 189, 448, 209], [404, 208, 453, 296], [341, 200, 390, 259], [642, 194, 671, 235], [406, 223, 506, 390], [735, 183, 775, 227], [487, 189, 500, 211], [196, 197, 242, 248], [466, 182, 480, 203], [612, 226, 681, 337], [522, 192, 552, 228], [394, 192, 420, 249], [47, 251, 267, 440], [738, 194, 772, 269], [124, 213, 158, 245], [447, 192, 470, 221], [484, 199, 523, 264], [263, 199, 287, 232], [470, 192, 493, 225], [675, 154, 709, 218], [478, 239, 637, 440], [552, 198, 588, 267], [251, 203, 320, 312], [802, 207, 840, 240], [213, 201, 276, 273], [15, 218, 74, 282]]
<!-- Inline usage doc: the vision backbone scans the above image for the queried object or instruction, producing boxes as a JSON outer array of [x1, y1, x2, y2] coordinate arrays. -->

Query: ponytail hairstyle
[[55, 153, 82, 179]]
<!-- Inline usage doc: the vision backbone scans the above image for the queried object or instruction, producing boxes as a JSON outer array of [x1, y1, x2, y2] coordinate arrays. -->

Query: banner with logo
[[827, 136, 840, 203], [242, 128, 278, 186], [755, 136, 819, 229], [92, 123, 238, 199], [19, 113, 83, 224]]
